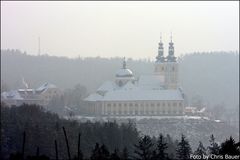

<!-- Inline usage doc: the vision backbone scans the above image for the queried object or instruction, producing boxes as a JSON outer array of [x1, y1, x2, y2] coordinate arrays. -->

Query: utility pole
[[38, 37, 41, 56]]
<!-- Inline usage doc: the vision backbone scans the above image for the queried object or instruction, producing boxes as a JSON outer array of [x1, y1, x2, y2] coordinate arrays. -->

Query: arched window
[[119, 81, 123, 87]]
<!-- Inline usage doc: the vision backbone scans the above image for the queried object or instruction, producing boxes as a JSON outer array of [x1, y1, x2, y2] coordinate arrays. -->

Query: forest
[[1, 103, 239, 160]]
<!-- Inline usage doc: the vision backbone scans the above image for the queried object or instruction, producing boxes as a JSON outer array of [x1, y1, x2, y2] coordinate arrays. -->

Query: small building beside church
[[1, 82, 62, 107], [84, 37, 185, 116]]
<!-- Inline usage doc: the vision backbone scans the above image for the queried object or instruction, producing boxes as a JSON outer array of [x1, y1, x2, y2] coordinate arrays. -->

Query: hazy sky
[[1, 1, 239, 59]]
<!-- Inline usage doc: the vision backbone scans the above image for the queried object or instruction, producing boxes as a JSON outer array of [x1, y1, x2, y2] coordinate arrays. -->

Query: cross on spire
[[170, 32, 173, 42], [160, 32, 162, 42]]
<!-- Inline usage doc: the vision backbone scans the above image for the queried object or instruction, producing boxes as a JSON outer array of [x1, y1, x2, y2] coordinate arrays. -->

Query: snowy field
[[65, 115, 238, 149], [68, 115, 211, 122]]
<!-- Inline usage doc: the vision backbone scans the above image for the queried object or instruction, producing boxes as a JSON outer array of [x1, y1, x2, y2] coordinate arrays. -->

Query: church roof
[[102, 89, 184, 101], [115, 68, 133, 77], [84, 93, 103, 101], [121, 81, 136, 90], [138, 75, 164, 90], [97, 81, 118, 92]]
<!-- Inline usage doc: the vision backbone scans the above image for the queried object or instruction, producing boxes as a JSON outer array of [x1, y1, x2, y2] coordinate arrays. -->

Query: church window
[[124, 107, 127, 114], [151, 106, 154, 114], [119, 81, 123, 87], [119, 109, 122, 115]]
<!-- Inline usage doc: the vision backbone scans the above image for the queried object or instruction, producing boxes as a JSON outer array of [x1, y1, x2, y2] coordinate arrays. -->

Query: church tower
[[154, 35, 166, 84], [165, 34, 178, 89]]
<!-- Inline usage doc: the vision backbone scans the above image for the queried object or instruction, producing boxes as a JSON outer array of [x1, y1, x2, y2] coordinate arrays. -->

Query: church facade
[[84, 37, 185, 116]]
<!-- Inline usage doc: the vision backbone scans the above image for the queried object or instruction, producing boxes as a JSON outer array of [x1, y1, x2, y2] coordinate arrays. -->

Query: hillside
[[1, 49, 239, 110]]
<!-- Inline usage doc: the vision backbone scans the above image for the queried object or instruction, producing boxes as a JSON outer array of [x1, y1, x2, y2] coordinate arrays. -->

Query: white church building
[[84, 37, 185, 116]]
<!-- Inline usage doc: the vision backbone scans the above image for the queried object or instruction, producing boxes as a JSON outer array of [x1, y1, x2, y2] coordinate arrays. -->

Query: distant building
[[1, 82, 62, 106], [84, 37, 185, 116]]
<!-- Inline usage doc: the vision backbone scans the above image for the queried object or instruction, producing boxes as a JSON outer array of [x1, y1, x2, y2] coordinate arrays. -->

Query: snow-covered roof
[[97, 81, 117, 92], [115, 68, 133, 77], [85, 88, 184, 102], [121, 81, 136, 90], [84, 93, 103, 101], [138, 75, 164, 89], [103, 89, 184, 101], [1, 90, 23, 100], [36, 82, 57, 92]]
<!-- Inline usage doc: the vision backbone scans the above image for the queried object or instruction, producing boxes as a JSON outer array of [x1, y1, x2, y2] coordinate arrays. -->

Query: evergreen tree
[[110, 149, 121, 160], [121, 147, 130, 160], [134, 135, 154, 160], [165, 134, 177, 160], [219, 136, 240, 155], [90, 143, 101, 160], [176, 134, 192, 160], [100, 144, 110, 160], [150, 150, 158, 160], [208, 134, 220, 155], [156, 134, 168, 160], [90, 143, 110, 160], [194, 141, 206, 160]]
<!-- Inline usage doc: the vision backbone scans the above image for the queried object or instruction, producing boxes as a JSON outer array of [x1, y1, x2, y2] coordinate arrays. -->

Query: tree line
[[1, 103, 239, 160]]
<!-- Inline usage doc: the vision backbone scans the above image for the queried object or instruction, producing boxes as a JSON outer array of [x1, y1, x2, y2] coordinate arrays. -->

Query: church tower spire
[[167, 33, 176, 62], [156, 33, 165, 63]]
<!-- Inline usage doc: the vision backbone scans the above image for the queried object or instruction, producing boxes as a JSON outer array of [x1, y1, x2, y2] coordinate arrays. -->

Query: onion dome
[[115, 58, 134, 78]]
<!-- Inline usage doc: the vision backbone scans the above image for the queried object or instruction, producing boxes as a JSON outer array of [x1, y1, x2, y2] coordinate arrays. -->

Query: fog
[[1, 2, 240, 158], [1, 1, 239, 59]]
